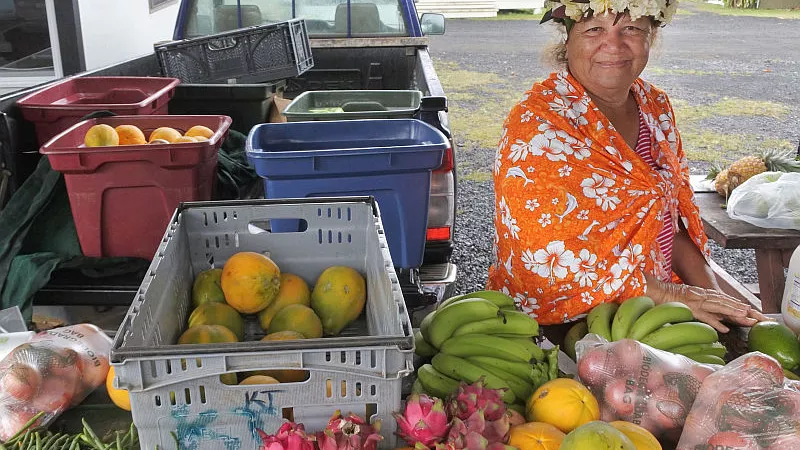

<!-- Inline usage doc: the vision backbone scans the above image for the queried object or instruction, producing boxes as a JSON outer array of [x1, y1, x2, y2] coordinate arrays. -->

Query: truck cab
[[172, 1, 458, 314]]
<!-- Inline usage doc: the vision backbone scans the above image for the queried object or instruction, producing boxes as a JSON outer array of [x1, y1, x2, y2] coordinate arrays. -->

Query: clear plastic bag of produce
[[0, 324, 112, 440], [575, 334, 720, 441], [727, 171, 800, 231], [676, 352, 800, 449]]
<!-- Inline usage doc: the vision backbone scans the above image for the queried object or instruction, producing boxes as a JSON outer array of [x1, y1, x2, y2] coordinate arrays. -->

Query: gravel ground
[[426, 4, 800, 295]]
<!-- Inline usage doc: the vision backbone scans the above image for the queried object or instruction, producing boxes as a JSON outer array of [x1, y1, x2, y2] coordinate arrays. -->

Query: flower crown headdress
[[540, 0, 679, 30]]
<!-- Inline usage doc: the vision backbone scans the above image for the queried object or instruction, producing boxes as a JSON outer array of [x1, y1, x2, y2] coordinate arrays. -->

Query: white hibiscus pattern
[[526, 241, 579, 286]]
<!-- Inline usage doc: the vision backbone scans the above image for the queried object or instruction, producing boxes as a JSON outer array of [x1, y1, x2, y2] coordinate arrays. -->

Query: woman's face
[[566, 13, 654, 96]]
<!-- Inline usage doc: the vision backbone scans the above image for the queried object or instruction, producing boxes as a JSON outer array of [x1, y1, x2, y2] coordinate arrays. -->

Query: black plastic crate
[[169, 81, 285, 134], [156, 19, 313, 84]]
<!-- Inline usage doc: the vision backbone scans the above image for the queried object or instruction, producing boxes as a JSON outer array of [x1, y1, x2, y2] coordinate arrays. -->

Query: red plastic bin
[[17, 76, 180, 145], [39, 115, 232, 260]]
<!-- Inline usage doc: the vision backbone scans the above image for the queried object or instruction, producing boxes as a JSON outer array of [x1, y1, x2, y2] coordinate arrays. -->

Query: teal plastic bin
[[282, 90, 422, 121]]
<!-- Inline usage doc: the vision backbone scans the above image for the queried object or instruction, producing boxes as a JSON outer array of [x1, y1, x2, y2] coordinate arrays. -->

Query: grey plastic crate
[[110, 197, 412, 450], [156, 19, 313, 84], [283, 90, 422, 122]]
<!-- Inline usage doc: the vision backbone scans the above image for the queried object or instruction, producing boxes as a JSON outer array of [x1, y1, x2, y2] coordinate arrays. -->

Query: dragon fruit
[[446, 379, 506, 422], [317, 411, 383, 450], [257, 422, 316, 450], [394, 394, 450, 446], [445, 409, 510, 448]]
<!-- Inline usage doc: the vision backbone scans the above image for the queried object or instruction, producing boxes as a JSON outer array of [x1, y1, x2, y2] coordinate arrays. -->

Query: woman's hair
[[541, 19, 662, 70]]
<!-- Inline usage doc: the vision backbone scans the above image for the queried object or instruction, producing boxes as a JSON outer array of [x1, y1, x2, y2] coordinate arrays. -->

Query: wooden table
[[695, 191, 800, 313]]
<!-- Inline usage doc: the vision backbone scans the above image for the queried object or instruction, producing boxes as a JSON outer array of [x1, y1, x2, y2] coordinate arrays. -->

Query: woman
[[488, 0, 768, 332]]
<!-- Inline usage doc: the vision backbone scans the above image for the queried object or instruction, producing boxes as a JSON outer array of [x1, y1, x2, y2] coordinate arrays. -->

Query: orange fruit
[[187, 302, 245, 341], [526, 378, 600, 433], [114, 125, 146, 145], [84, 124, 119, 147], [257, 273, 311, 331], [221, 252, 281, 314], [175, 136, 198, 143], [268, 304, 323, 339], [239, 375, 280, 385], [508, 422, 566, 450], [177, 324, 239, 344], [148, 127, 182, 143], [106, 366, 131, 411], [311, 266, 366, 335], [185, 125, 214, 140]]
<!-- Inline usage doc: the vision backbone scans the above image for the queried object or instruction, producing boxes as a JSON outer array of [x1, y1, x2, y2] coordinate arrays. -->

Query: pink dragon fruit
[[257, 422, 316, 450], [446, 379, 506, 422], [393, 394, 450, 447], [445, 410, 510, 448], [317, 411, 383, 450]]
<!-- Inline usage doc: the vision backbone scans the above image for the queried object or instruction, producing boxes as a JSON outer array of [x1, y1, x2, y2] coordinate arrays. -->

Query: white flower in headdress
[[662, 0, 678, 23], [564, 0, 590, 20], [589, 0, 614, 15]]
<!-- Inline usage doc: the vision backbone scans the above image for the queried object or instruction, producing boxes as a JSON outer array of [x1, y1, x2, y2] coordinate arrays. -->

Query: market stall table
[[694, 191, 800, 313]]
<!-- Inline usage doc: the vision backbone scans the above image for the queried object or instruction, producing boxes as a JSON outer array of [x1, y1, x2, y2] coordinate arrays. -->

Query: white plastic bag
[[727, 171, 800, 230]]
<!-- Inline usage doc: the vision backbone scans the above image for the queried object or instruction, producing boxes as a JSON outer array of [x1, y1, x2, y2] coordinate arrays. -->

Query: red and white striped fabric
[[635, 110, 674, 279]]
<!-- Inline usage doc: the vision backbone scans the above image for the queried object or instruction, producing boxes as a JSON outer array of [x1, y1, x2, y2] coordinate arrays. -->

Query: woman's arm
[[671, 227, 720, 291]]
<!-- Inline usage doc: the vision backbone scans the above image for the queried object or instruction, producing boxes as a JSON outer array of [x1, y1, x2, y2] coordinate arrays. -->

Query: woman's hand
[[644, 274, 770, 333]]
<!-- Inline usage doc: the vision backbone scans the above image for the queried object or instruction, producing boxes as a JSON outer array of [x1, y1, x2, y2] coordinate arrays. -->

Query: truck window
[[0, 0, 56, 95], [183, 0, 407, 38]]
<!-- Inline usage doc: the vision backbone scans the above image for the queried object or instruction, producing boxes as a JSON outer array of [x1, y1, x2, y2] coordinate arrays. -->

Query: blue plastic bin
[[246, 119, 448, 269]]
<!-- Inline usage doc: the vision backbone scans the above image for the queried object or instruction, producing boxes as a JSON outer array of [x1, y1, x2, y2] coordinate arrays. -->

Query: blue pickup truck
[[0, 0, 457, 322]]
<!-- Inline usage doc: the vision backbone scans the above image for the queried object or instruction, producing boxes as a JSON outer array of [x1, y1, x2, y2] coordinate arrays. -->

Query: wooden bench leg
[[755, 249, 785, 314]]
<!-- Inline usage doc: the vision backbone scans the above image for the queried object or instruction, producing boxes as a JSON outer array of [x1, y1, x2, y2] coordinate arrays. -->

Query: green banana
[[501, 336, 545, 362], [414, 330, 438, 358], [452, 310, 539, 337], [411, 378, 426, 394], [440, 334, 533, 363], [502, 305, 521, 312], [683, 353, 726, 365], [466, 356, 535, 381], [611, 296, 655, 341], [419, 310, 437, 343], [640, 322, 718, 350], [627, 302, 694, 341], [564, 321, 589, 361], [669, 341, 727, 359], [587, 302, 618, 341], [438, 290, 516, 310], [431, 353, 516, 404], [427, 298, 503, 348], [416, 363, 461, 399], [784, 369, 800, 381], [468, 358, 533, 400]]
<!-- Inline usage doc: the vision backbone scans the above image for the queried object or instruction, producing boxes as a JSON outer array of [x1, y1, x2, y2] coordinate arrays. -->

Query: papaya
[[257, 273, 311, 331], [187, 302, 245, 341], [310, 266, 366, 336], [192, 268, 226, 308], [221, 252, 281, 314]]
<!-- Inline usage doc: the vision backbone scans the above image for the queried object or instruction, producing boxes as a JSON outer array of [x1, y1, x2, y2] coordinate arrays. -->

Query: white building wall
[[78, 0, 179, 70]]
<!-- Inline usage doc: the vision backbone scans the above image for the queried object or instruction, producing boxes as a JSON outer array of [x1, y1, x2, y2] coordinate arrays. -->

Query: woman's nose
[[599, 31, 625, 51]]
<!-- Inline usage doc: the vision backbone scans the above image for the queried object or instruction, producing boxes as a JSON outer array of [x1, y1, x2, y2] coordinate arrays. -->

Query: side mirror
[[420, 13, 445, 35]]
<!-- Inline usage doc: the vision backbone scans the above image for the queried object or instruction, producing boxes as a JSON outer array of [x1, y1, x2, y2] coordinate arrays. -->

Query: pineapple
[[712, 149, 800, 196]]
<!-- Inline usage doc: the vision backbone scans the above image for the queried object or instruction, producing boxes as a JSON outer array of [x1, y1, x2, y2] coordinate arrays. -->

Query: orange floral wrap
[[487, 70, 709, 324]]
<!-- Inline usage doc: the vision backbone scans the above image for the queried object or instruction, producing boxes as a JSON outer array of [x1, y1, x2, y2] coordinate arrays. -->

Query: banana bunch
[[413, 290, 558, 405], [569, 296, 727, 365]]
